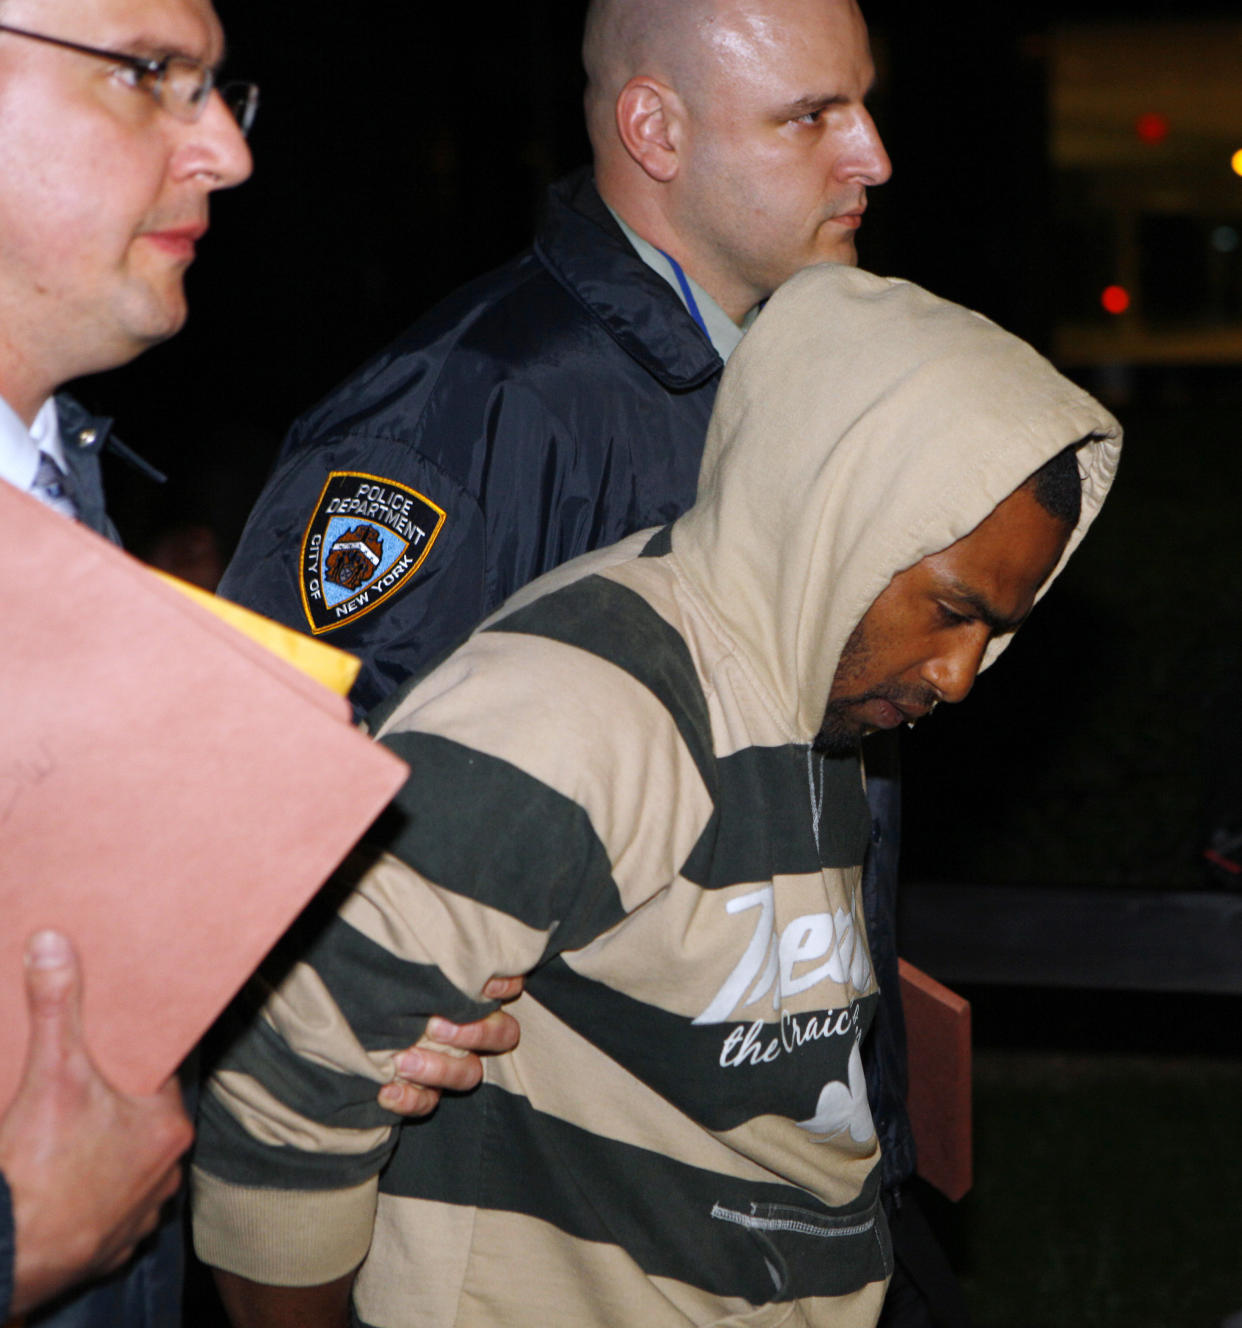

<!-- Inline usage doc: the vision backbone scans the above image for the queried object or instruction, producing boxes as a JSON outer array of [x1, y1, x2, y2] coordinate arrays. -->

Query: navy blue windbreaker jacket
[[220, 170, 720, 709]]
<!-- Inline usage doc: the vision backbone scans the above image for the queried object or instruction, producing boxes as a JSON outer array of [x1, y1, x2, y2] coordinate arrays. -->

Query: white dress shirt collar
[[0, 394, 64, 493]]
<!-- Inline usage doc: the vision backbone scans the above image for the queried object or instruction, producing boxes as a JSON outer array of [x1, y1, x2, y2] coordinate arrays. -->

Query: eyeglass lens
[[160, 57, 258, 137], [220, 82, 259, 136]]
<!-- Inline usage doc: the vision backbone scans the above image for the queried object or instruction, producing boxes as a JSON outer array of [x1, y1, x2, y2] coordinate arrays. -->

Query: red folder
[[899, 958, 973, 1201], [0, 482, 408, 1110]]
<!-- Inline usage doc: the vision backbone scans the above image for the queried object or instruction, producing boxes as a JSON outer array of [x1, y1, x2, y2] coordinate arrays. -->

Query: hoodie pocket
[[708, 1197, 891, 1313]]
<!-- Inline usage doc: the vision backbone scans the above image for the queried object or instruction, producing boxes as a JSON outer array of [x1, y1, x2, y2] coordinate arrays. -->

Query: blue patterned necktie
[[30, 451, 78, 520]]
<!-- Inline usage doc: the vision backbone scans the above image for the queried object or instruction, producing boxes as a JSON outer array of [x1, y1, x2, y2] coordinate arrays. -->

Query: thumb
[[20, 930, 85, 1079]]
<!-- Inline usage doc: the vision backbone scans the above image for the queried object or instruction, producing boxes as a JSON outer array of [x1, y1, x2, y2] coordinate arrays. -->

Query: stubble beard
[[814, 617, 873, 757], [812, 702, 865, 757], [813, 616, 937, 756]]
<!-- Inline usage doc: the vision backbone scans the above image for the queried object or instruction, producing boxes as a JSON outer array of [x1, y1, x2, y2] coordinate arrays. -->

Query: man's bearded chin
[[814, 619, 874, 757], [813, 701, 866, 757], [813, 681, 941, 757]]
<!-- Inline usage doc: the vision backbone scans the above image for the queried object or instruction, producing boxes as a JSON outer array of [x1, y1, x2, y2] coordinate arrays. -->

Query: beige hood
[[672, 264, 1123, 744]]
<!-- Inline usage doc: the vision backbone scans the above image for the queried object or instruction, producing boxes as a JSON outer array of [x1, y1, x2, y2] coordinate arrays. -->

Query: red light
[[1101, 285, 1131, 315], [1135, 113, 1169, 145]]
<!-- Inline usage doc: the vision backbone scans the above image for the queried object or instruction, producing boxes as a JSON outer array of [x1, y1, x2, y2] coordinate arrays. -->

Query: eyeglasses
[[0, 22, 259, 136]]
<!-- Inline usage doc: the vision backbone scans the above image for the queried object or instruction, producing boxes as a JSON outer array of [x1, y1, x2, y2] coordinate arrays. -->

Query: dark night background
[[69, 5, 1241, 1320], [88, 0, 1241, 892], [90, 0, 1235, 542]]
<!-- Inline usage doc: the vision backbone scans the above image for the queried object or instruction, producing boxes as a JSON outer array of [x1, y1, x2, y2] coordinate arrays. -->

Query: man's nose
[[921, 630, 990, 706], [199, 89, 254, 188], [839, 109, 891, 188], [172, 91, 253, 191]]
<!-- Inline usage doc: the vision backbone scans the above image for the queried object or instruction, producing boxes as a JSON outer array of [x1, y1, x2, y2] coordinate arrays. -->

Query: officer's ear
[[614, 75, 684, 183]]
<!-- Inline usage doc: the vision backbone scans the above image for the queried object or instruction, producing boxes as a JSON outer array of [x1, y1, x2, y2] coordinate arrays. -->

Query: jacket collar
[[54, 393, 165, 541], [535, 169, 723, 392], [55, 393, 113, 458], [52, 394, 115, 538], [55, 394, 165, 482]]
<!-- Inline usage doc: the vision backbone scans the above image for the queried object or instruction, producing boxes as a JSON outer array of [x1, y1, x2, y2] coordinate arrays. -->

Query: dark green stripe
[[379, 1083, 890, 1302], [249, 852, 496, 1047], [812, 751, 871, 862], [197, 910, 496, 1192], [377, 731, 626, 952], [483, 574, 716, 796], [528, 961, 877, 1132], [683, 746, 869, 887], [310, 913, 494, 1048], [639, 524, 673, 557], [196, 1006, 397, 1191]]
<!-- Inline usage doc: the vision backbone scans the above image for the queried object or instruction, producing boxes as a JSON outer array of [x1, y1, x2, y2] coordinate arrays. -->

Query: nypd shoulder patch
[[299, 471, 446, 635]]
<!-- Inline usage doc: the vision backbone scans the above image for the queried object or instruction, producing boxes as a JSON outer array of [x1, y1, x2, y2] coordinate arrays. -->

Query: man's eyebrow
[[124, 32, 225, 67], [780, 69, 879, 119], [940, 579, 1026, 635], [782, 93, 846, 114]]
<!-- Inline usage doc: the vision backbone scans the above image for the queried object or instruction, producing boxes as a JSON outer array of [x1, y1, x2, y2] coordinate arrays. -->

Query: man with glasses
[[0, 18, 258, 130], [0, 0, 250, 1318], [0, 1, 512, 1322]]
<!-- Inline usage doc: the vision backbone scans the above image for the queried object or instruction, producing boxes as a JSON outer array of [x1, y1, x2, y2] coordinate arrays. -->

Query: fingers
[[376, 993, 524, 1117], [3, 938, 194, 1316], [377, 1079, 442, 1119], [23, 929, 80, 1029], [20, 930, 87, 1088], [480, 974, 524, 1002], [390, 1044, 483, 1096], [425, 1008, 521, 1056]]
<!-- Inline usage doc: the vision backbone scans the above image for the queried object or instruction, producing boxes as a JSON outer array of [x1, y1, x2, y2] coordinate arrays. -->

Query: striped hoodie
[[192, 265, 1121, 1328]]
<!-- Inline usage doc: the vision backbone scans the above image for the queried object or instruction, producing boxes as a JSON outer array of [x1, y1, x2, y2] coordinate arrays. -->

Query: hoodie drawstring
[[806, 746, 823, 858]]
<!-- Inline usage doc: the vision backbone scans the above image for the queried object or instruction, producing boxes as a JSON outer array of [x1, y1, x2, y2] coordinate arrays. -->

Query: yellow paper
[[152, 570, 361, 698]]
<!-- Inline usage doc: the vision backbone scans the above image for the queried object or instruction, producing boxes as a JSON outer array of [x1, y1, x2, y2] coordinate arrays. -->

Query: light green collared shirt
[[607, 208, 759, 365]]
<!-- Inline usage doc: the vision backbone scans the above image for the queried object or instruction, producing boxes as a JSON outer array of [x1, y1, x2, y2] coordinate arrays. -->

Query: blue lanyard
[[656, 247, 710, 340]]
